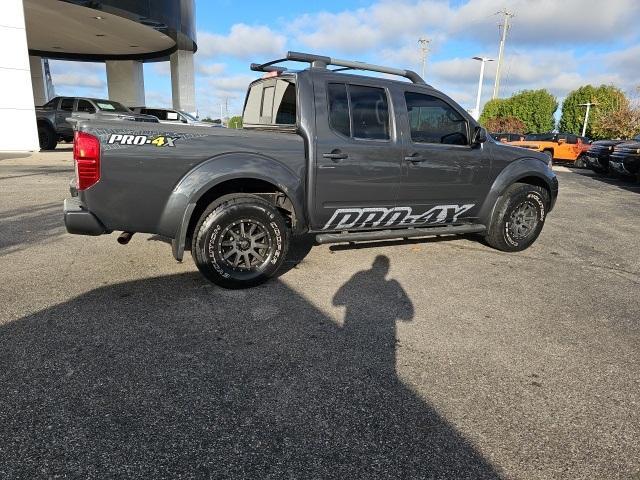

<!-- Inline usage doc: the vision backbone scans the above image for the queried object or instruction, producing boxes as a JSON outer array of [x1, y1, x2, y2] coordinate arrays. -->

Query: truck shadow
[[571, 168, 640, 194], [0, 262, 501, 479], [0, 202, 65, 256]]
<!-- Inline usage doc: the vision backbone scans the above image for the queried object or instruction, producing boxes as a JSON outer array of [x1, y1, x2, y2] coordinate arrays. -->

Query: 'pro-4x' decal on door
[[323, 204, 474, 230]]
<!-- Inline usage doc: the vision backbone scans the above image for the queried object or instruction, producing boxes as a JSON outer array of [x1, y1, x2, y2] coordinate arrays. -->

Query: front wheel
[[574, 154, 586, 168], [191, 194, 290, 289], [484, 183, 550, 252]]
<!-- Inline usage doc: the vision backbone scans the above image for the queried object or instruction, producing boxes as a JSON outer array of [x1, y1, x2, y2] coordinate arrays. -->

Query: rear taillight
[[73, 131, 100, 190]]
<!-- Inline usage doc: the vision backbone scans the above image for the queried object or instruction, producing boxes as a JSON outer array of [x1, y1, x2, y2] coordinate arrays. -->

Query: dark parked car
[[584, 140, 626, 174], [36, 97, 158, 150], [64, 51, 558, 288], [609, 136, 640, 180]]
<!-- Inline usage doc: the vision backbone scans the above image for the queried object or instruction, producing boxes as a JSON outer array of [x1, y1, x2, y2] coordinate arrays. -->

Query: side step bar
[[315, 224, 486, 245]]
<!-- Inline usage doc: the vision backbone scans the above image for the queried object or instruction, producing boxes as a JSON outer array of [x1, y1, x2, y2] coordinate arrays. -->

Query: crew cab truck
[[36, 97, 158, 151], [64, 52, 558, 288], [609, 136, 640, 181], [584, 139, 627, 174]]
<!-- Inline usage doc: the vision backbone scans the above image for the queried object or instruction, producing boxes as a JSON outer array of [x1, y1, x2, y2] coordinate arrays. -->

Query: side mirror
[[558, 138, 566, 144], [473, 126, 488, 145]]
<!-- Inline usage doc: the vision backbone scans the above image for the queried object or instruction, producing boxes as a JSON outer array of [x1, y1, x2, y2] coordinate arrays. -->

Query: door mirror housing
[[472, 126, 488, 145]]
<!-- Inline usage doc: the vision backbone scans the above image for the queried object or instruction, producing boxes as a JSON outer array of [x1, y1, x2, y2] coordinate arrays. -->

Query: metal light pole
[[472, 57, 494, 120], [579, 102, 596, 137]]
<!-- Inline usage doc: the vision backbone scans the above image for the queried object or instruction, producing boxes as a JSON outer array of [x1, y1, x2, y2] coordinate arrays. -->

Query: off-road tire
[[574, 154, 586, 169], [191, 194, 289, 289], [543, 150, 554, 162], [484, 182, 550, 252], [38, 123, 57, 150]]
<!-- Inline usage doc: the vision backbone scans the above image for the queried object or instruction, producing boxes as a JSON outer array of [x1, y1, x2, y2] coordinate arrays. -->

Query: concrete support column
[[0, 0, 39, 151], [106, 60, 145, 107], [29, 56, 50, 106], [170, 49, 196, 114]]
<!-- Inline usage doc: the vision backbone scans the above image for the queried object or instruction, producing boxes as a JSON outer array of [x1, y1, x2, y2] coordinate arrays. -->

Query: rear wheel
[[191, 194, 290, 289], [543, 150, 554, 163], [38, 123, 57, 150], [484, 183, 550, 252]]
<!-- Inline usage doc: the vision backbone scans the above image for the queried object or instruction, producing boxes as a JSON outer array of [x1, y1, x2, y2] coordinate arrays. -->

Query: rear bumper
[[63, 197, 108, 235]]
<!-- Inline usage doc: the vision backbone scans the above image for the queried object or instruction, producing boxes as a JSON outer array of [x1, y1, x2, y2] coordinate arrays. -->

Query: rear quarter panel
[[76, 121, 306, 236]]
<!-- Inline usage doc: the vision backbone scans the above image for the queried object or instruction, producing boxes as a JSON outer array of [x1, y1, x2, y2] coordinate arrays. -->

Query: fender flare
[[157, 152, 306, 261], [477, 157, 558, 226], [36, 117, 55, 131]]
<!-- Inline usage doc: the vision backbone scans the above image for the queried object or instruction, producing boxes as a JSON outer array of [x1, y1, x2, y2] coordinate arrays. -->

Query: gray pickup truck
[[64, 52, 558, 288], [36, 96, 158, 150]]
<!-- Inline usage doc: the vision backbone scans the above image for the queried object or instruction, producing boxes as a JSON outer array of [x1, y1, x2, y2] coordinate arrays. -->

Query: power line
[[492, 9, 514, 99]]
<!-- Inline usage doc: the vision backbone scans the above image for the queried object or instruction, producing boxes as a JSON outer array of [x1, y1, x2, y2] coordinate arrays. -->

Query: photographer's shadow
[[0, 258, 501, 478]]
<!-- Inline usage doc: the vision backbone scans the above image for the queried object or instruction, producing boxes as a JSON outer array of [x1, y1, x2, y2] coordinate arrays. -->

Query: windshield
[[180, 111, 198, 121], [94, 100, 130, 113]]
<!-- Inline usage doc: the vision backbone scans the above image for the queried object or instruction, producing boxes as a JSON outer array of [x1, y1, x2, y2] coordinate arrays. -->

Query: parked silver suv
[[36, 97, 158, 150]]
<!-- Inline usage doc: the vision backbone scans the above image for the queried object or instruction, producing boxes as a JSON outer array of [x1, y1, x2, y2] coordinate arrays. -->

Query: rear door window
[[349, 85, 390, 140], [76, 100, 95, 113], [327, 83, 390, 141], [327, 83, 351, 137], [60, 98, 74, 112]]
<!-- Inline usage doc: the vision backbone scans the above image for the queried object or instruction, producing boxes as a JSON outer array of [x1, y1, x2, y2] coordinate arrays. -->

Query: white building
[[0, 0, 197, 152]]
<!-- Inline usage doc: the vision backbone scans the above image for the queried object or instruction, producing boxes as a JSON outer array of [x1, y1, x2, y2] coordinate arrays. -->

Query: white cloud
[[602, 45, 640, 81], [197, 24, 286, 58], [53, 73, 105, 88], [49, 60, 106, 95], [152, 62, 171, 76], [196, 62, 226, 77], [450, 0, 640, 45], [292, 0, 640, 54]]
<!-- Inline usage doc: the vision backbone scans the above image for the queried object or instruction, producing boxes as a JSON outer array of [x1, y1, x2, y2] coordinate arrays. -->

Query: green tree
[[559, 85, 627, 139], [507, 90, 557, 133], [479, 90, 557, 133], [228, 116, 243, 129], [479, 98, 508, 126]]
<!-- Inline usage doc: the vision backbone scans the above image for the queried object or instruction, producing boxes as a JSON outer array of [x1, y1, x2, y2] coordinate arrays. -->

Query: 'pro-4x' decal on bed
[[107, 133, 179, 147], [323, 204, 474, 230]]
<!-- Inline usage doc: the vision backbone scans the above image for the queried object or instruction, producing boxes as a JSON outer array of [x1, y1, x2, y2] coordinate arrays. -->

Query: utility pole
[[492, 9, 514, 99], [472, 57, 494, 120], [579, 102, 596, 137], [418, 38, 431, 79]]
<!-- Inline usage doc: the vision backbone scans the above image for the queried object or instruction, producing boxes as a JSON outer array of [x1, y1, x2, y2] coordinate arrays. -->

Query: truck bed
[[74, 120, 306, 236]]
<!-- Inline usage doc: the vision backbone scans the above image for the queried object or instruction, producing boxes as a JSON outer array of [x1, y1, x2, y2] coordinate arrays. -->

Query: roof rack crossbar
[[250, 51, 428, 85]]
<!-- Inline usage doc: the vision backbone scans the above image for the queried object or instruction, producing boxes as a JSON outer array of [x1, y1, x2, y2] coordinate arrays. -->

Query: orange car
[[508, 133, 591, 166]]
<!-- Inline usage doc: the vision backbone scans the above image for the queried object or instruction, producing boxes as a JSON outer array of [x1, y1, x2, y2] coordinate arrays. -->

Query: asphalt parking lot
[[1, 149, 639, 479]]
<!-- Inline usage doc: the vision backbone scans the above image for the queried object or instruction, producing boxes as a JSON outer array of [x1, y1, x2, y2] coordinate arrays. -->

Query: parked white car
[[129, 107, 219, 127]]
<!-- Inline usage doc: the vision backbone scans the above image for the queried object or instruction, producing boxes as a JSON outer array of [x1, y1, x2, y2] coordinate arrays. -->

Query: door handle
[[404, 153, 426, 164], [322, 150, 348, 161]]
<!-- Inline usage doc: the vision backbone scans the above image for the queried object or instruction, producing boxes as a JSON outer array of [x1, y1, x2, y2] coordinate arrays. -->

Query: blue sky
[[51, 0, 640, 119]]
